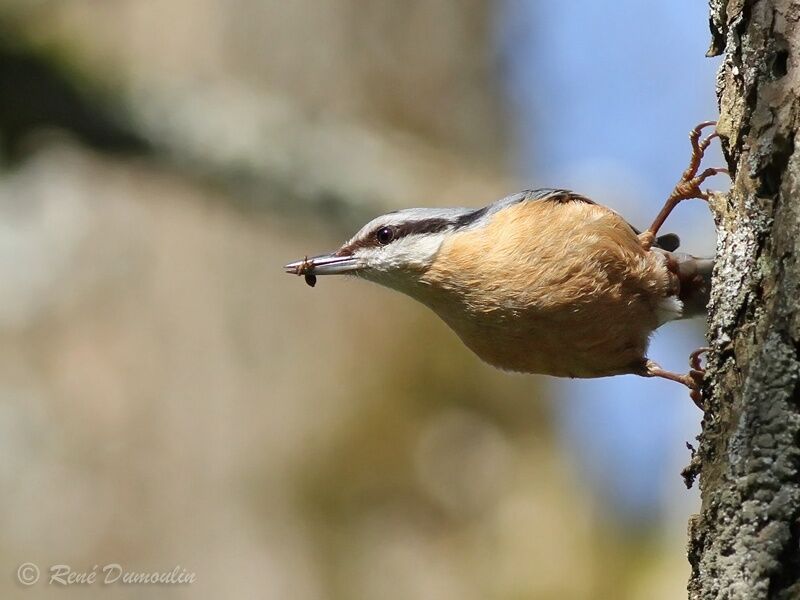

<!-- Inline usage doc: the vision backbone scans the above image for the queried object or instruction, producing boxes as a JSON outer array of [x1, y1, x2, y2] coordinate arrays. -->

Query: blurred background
[[0, 1, 722, 598]]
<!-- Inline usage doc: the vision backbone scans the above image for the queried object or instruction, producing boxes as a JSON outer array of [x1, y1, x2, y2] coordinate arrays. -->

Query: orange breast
[[419, 200, 673, 377]]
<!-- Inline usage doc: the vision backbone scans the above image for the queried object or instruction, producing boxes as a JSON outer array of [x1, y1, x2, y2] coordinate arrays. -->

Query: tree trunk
[[687, 1, 800, 598]]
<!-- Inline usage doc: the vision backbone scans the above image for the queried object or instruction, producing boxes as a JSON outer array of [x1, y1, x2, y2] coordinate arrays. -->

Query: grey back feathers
[[379, 189, 587, 235]]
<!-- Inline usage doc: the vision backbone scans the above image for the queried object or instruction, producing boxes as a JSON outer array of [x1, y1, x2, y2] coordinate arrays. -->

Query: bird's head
[[284, 206, 486, 295]]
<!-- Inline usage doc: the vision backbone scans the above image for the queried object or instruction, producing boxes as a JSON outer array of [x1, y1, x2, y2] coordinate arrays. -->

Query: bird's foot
[[639, 121, 729, 251], [643, 358, 706, 411], [671, 121, 728, 202]]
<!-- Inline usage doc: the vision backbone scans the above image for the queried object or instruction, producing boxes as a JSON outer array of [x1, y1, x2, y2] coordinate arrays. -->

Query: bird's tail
[[669, 252, 714, 319]]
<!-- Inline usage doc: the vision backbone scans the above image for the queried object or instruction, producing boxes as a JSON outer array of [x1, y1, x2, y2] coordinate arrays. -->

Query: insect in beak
[[284, 253, 359, 287], [283, 256, 316, 286]]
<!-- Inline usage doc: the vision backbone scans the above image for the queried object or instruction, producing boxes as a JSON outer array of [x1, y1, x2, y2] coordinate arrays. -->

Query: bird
[[285, 122, 727, 406]]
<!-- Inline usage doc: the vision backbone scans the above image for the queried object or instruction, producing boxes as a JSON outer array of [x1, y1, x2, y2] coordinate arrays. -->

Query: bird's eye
[[375, 226, 395, 245]]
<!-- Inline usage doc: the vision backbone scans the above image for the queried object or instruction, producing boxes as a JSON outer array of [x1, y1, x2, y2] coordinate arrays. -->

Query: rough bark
[[687, 1, 800, 598]]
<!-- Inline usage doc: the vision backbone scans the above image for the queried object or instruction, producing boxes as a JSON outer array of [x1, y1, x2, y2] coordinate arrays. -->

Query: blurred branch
[[125, 80, 507, 232], [0, 8, 508, 235], [0, 28, 148, 161]]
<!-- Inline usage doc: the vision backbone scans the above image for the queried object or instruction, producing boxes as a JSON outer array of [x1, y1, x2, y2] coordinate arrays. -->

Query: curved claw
[[689, 347, 711, 372]]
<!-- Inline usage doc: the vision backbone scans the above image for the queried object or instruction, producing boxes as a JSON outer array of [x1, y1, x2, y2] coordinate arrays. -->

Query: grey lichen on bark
[[687, 1, 800, 599]]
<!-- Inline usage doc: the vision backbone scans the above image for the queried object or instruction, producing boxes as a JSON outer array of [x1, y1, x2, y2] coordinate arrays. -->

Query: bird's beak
[[283, 253, 359, 277]]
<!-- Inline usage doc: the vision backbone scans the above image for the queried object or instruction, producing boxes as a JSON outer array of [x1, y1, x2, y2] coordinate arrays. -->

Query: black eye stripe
[[338, 217, 453, 256], [371, 218, 451, 244], [394, 218, 450, 239], [453, 206, 489, 229]]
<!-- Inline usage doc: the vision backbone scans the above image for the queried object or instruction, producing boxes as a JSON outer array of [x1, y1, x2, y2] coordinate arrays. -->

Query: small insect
[[292, 256, 317, 287]]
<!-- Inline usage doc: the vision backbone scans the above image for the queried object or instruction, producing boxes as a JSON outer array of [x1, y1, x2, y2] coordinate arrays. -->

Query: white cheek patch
[[356, 232, 447, 272], [656, 295, 683, 326]]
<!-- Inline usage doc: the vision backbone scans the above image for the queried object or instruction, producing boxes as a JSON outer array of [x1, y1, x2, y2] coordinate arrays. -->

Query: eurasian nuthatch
[[285, 122, 727, 405]]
